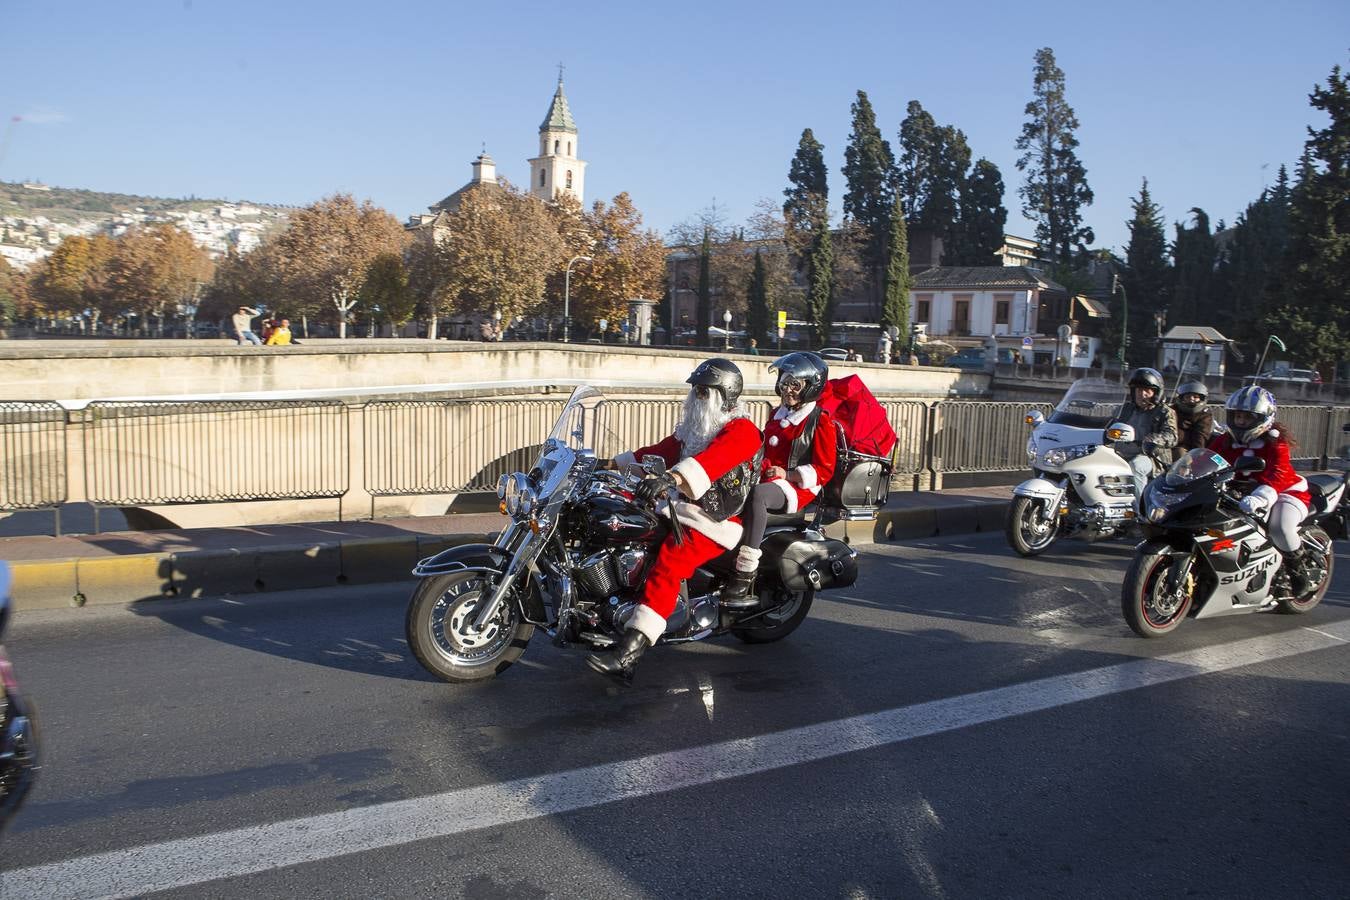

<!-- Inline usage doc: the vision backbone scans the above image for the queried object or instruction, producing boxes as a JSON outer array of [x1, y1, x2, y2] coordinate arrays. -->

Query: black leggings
[[741, 482, 789, 549]]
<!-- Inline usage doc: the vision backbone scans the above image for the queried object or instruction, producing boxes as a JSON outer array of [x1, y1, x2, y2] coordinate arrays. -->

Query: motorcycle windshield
[[539, 385, 627, 465], [1049, 378, 1125, 428], [1165, 447, 1230, 486]]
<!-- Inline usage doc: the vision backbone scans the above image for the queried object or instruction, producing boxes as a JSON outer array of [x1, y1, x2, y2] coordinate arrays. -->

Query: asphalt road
[[2, 533, 1347, 899]]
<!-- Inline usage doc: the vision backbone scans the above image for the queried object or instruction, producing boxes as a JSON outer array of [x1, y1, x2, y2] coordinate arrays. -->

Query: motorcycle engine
[[574, 548, 648, 599]]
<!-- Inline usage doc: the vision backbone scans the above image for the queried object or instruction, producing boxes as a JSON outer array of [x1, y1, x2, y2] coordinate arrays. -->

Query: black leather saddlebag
[[761, 531, 858, 591]]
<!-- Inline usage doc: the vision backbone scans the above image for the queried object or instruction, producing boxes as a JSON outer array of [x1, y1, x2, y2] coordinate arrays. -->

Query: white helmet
[[1225, 386, 1277, 444]]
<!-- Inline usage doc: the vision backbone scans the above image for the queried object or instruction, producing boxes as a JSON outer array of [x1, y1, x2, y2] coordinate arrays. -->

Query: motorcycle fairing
[[1191, 522, 1282, 616], [1013, 476, 1065, 504]]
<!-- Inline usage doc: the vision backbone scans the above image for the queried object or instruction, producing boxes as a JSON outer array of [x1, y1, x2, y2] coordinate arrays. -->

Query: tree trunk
[[427, 316, 438, 340]]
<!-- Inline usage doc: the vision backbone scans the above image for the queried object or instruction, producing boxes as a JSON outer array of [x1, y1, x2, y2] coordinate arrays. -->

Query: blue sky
[[4, 0, 1346, 254]]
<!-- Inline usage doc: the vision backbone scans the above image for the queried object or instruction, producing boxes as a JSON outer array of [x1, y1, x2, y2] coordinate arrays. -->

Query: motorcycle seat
[[765, 511, 810, 528], [1307, 474, 1341, 497]]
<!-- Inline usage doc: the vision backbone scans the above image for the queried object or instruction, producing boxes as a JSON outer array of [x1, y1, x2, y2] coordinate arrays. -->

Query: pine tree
[[805, 224, 835, 348], [1276, 61, 1350, 367], [1015, 48, 1095, 265], [1171, 208, 1216, 328], [1223, 169, 1292, 340], [696, 227, 712, 346], [1122, 178, 1169, 365], [881, 194, 912, 348], [784, 128, 828, 225], [746, 249, 770, 348], [842, 90, 896, 316], [950, 159, 1008, 265]]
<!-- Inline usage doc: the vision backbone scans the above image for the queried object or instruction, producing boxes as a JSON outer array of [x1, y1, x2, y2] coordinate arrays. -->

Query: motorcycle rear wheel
[[1122, 551, 1193, 637], [731, 587, 814, 643], [406, 572, 534, 683], [1278, 525, 1333, 614], [1006, 496, 1060, 557]]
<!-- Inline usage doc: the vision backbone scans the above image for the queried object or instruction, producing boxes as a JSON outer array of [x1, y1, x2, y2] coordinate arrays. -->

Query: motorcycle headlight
[[502, 472, 534, 517], [1143, 485, 1188, 522], [1041, 444, 1094, 469]]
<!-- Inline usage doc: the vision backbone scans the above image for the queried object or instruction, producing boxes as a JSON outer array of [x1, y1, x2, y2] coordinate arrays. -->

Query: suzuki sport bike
[[405, 386, 861, 683], [1007, 378, 1140, 556], [1122, 448, 1340, 637]]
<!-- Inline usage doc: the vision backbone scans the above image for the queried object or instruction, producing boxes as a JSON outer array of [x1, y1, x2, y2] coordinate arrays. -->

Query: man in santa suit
[[720, 351, 838, 608], [586, 358, 763, 685]]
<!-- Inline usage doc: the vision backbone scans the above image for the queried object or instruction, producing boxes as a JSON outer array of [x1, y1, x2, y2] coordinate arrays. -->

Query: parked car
[[945, 347, 990, 370], [1247, 368, 1321, 385], [818, 347, 850, 361]]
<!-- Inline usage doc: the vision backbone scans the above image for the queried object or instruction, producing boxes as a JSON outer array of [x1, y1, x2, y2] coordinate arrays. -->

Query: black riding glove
[[635, 472, 677, 506]]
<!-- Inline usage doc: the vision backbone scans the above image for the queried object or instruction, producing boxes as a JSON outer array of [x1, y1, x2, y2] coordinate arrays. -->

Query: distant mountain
[[0, 180, 291, 225]]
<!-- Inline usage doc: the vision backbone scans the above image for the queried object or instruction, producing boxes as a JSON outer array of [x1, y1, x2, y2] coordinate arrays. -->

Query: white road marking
[[4, 619, 1348, 899]]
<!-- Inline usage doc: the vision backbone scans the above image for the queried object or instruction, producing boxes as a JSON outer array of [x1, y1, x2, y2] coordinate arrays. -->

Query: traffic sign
[[1021, 336, 1033, 350], [777, 327, 786, 339], [777, 310, 787, 328]]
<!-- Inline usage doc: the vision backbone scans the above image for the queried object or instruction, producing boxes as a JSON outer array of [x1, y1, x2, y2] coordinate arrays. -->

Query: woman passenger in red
[[720, 352, 838, 608]]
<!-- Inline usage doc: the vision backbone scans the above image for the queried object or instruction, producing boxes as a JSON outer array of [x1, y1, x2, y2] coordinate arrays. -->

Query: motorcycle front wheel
[[1122, 551, 1194, 637], [1278, 525, 1334, 614], [1006, 496, 1060, 557], [406, 572, 534, 683], [731, 587, 814, 643]]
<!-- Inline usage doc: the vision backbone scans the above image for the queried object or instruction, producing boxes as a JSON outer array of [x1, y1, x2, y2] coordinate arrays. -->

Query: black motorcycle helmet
[[768, 351, 828, 406], [686, 358, 743, 409], [1127, 367, 1164, 405], [1175, 380, 1208, 414]]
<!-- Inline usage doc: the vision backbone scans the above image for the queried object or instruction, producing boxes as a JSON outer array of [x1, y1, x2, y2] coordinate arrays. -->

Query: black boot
[[719, 570, 758, 610], [586, 628, 651, 686], [1282, 549, 1314, 597]]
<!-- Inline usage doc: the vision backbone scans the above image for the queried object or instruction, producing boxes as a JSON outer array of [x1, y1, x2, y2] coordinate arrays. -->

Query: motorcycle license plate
[[1102, 506, 1134, 520]]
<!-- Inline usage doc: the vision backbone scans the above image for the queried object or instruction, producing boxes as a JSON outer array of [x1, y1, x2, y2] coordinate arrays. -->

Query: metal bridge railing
[[930, 401, 1056, 474], [0, 401, 67, 511], [83, 400, 349, 505], [879, 401, 931, 476]]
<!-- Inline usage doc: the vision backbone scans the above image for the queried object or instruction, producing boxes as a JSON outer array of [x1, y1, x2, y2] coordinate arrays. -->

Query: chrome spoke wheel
[[427, 577, 516, 667]]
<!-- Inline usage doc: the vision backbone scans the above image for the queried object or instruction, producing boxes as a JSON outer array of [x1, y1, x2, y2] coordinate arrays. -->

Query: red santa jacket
[[615, 416, 764, 548], [760, 402, 839, 513], [1207, 428, 1310, 507]]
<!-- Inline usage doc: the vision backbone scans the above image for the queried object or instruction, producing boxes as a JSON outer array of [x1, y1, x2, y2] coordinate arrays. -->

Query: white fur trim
[[629, 604, 667, 644], [672, 500, 744, 548], [672, 456, 712, 500], [770, 477, 799, 514], [768, 435, 780, 447], [795, 464, 819, 490], [1250, 484, 1278, 505], [734, 544, 763, 573], [773, 401, 817, 426]]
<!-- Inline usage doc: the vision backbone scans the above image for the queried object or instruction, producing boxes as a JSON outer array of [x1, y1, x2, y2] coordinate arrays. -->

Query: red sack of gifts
[[817, 374, 896, 458]]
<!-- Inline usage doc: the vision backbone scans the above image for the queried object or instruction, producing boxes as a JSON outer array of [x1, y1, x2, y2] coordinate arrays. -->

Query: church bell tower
[[529, 71, 587, 204]]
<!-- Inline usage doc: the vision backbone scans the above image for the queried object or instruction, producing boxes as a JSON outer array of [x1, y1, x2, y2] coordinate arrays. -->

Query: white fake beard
[[675, 390, 742, 457]]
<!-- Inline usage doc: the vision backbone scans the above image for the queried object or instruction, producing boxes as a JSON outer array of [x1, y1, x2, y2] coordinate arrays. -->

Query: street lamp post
[[563, 254, 593, 343], [723, 309, 732, 351], [1112, 274, 1129, 376], [492, 308, 502, 342]]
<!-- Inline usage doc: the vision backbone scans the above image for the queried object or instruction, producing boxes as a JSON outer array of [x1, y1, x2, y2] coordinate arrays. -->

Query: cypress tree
[[1171, 208, 1216, 328], [746, 249, 770, 348], [881, 193, 912, 349], [696, 227, 712, 346], [898, 100, 971, 260], [784, 128, 828, 225], [805, 224, 835, 348], [842, 90, 896, 316], [1122, 178, 1170, 365], [1015, 47, 1094, 265]]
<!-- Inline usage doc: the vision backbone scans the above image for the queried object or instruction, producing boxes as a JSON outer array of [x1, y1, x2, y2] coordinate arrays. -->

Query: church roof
[[539, 79, 577, 134]]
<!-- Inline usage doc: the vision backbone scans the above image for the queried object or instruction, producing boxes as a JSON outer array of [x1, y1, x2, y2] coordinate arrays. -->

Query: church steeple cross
[[557, 62, 565, 84]]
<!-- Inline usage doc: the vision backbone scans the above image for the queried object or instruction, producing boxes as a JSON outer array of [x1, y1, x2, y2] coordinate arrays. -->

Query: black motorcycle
[[1, 562, 40, 832], [1122, 448, 1339, 637], [406, 386, 880, 683]]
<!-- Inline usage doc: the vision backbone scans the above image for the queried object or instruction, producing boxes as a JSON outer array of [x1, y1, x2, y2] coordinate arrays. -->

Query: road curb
[[7, 504, 1010, 611]]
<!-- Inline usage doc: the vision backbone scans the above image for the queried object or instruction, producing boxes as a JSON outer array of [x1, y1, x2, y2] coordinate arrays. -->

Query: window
[[566, 170, 573, 189], [554, 140, 560, 154], [995, 293, 1012, 325], [567, 141, 572, 155], [916, 298, 931, 323], [539, 170, 546, 187]]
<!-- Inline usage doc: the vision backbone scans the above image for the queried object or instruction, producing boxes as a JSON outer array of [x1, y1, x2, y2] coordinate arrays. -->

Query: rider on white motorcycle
[[1113, 368, 1179, 501]]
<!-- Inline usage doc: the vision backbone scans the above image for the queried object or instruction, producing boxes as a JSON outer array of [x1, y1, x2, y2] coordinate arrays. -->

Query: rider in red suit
[[1207, 385, 1313, 592], [720, 352, 838, 608], [586, 358, 763, 684]]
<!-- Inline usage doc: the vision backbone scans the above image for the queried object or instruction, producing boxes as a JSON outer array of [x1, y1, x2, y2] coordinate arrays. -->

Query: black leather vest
[[697, 444, 765, 522]]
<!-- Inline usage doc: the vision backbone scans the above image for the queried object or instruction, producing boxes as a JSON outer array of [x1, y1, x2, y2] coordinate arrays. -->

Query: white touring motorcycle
[[405, 386, 886, 683], [1006, 378, 1139, 556]]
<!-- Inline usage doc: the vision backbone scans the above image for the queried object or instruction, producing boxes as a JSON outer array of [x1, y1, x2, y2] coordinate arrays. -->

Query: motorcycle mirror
[[641, 455, 666, 476], [1234, 456, 1266, 474], [1105, 423, 1135, 444], [1025, 410, 1045, 427]]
